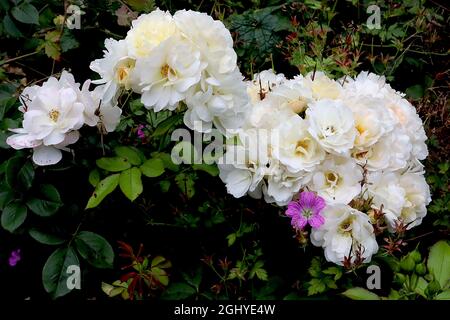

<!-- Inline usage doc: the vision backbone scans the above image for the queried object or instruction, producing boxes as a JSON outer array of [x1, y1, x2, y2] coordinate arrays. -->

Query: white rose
[[398, 172, 431, 229], [89, 38, 136, 103], [270, 76, 313, 114], [309, 157, 362, 204], [174, 10, 237, 75], [265, 162, 311, 206], [304, 71, 343, 100], [306, 99, 356, 155], [184, 69, 248, 135], [136, 37, 206, 111], [272, 114, 325, 172], [311, 204, 378, 265], [345, 96, 395, 149], [21, 71, 85, 145], [352, 128, 412, 172], [366, 171, 406, 230], [81, 83, 122, 133], [125, 9, 178, 58], [246, 69, 286, 103]]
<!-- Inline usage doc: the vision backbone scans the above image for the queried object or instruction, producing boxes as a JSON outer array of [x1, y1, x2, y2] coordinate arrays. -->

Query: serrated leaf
[[140, 158, 165, 178], [42, 246, 79, 299], [1, 200, 27, 232], [96, 157, 131, 172], [307, 278, 327, 296], [86, 174, 120, 209], [119, 167, 143, 201], [74, 231, 114, 269], [341, 287, 380, 300]]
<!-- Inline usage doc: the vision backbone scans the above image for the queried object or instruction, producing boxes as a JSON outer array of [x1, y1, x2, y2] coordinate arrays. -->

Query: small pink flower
[[286, 191, 326, 230], [136, 124, 145, 139], [8, 249, 21, 267]]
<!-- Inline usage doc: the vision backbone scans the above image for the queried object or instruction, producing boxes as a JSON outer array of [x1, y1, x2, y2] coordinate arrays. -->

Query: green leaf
[[60, 30, 79, 52], [88, 169, 101, 187], [29, 228, 66, 245], [3, 14, 23, 38], [323, 266, 343, 281], [161, 282, 196, 300], [26, 184, 62, 217], [96, 156, 131, 172], [151, 113, 183, 138], [427, 241, 450, 289], [0, 185, 14, 209], [227, 233, 237, 247], [74, 231, 114, 269], [86, 174, 120, 209], [192, 164, 219, 176], [159, 180, 171, 193], [18, 160, 34, 190], [119, 167, 143, 201], [175, 172, 196, 199], [123, 0, 155, 12], [341, 287, 380, 300], [11, 3, 39, 24], [405, 84, 424, 100], [140, 158, 165, 178], [152, 152, 179, 171], [42, 247, 80, 299], [435, 290, 450, 300], [1, 201, 27, 232], [5, 156, 22, 189], [307, 278, 327, 296], [114, 146, 143, 166]]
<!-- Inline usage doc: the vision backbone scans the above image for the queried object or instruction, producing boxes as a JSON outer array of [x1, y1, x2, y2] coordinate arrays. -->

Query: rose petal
[[32, 145, 62, 166]]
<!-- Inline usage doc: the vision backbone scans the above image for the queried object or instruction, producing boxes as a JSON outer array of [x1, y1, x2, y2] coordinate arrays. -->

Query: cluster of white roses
[[218, 69, 431, 265], [7, 71, 121, 165], [90, 9, 248, 134]]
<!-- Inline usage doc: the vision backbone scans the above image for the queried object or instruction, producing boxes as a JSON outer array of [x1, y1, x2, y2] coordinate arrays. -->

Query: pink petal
[[308, 214, 325, 229], [292, 215, 308, 230], [300, 191, 316, 208], [286, 201, 301, 218]]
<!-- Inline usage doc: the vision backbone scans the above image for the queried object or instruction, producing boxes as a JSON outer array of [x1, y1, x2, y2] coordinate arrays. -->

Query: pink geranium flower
[[286, 191, 326, 230]]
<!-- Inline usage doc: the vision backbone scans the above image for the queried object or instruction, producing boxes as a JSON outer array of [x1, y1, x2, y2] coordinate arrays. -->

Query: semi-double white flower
[[311, 204, 379, 265], [309, 157, 362, 204], [306, 99, 356, 155]]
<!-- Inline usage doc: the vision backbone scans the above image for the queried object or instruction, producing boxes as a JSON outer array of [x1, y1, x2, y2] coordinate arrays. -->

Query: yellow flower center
[[325, 171, 340, 188], [295, 138, 310, 157], [338, 216, 354, 235], [48, 109, 60, 122]]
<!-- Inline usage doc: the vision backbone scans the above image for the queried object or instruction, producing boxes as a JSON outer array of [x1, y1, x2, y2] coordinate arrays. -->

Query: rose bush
[[0, 0, 448, 301]]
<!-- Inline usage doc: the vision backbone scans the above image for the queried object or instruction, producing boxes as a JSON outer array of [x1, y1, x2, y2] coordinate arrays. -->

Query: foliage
[[0, 0, 448, 301]]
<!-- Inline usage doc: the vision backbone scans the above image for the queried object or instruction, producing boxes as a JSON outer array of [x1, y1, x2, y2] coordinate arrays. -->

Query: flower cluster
[[7, 71, 121, 165], [219, 70, 431, 265], [90, 9, 248, 134]]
